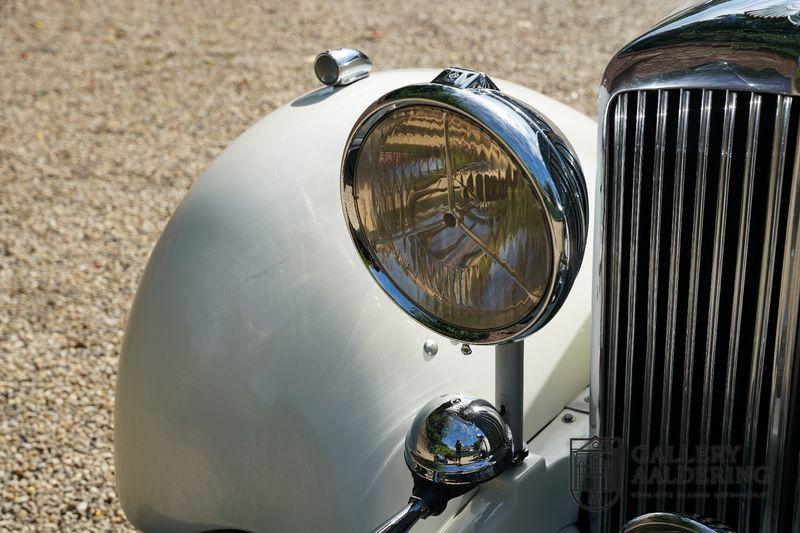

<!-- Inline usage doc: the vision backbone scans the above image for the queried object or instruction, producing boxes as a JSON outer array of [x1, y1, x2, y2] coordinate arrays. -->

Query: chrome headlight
[[341, 69, 588, 344]]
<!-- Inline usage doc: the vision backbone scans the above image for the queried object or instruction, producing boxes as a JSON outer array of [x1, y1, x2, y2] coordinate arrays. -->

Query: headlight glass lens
[[353, 105, 552, 331]]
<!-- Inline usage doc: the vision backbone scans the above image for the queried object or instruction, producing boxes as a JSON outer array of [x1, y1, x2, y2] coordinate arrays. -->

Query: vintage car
[[114, 0, 800, 531]]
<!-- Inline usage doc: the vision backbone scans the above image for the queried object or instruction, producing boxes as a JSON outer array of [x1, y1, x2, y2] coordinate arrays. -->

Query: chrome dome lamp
[[374, 395, 516, 533]]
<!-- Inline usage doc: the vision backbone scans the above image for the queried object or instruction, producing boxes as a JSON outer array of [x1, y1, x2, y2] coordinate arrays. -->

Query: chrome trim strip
[[740, 95, 793, 529], [638, 89, 668, 516], [602, 2, 800, 98], [606, 93, 629, 438], [696, 91, 737, 514], [717, 92, 761, 520], [591, 84, 614, 441], [677, 89, 712, 510], [592, 90, 610, 440], [620, 90, 647, 524], [657, 89, 689, 510], [762, 105, 800, 532]]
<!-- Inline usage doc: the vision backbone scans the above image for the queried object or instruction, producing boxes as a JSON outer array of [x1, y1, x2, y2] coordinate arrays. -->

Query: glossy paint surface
[[115, 69, 596, 532]]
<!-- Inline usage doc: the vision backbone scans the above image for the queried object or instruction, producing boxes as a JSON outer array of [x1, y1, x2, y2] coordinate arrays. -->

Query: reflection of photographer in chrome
[[455, 440, 463, 465], [476, 434, 488, 460]]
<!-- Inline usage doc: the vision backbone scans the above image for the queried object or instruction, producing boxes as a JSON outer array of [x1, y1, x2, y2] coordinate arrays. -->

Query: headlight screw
[[423, 339, 439, 357]]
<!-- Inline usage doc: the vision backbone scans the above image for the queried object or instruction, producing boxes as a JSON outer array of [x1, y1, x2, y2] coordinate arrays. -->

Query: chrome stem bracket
[[496, 341, 528, 463], [372, 497, 429, 533]]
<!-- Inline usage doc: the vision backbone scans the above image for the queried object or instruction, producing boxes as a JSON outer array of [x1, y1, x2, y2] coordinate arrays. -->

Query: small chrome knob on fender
[[314, 48, 371, 86], [405, 394, 515, 485], [373, 394, 517, 533]]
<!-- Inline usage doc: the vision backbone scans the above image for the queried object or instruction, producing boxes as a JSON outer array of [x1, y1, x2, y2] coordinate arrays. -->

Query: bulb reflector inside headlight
[[353, 106, 552, 332]]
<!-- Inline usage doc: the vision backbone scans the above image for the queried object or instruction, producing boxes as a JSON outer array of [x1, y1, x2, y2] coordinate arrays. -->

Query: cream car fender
[[114, 69, 596, 532]]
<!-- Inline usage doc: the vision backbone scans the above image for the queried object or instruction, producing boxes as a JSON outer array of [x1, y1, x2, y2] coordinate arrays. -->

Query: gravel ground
[[0, 0, 684, 530]]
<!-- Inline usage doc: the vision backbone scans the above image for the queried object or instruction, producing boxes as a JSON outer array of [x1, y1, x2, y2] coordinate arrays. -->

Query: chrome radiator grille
[[599, 89, 800, 531]]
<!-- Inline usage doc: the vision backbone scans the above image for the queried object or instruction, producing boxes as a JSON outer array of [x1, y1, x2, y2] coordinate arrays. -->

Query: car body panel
[[443, 409, 589, 533], [115, 69, 596, 531]]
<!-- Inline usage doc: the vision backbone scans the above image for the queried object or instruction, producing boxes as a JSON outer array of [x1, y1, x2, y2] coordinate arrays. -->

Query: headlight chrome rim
[[341, 79, 588, 344]]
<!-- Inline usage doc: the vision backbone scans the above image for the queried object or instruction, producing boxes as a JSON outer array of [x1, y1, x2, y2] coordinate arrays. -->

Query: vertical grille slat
[[605, 92, 629, 441], [677, 89, 713, 511], [600, 88, 800, 531], [762, 113, 800, 532], [638, 90, 668, 515], [740, 95, 793, 530], [602, 91, 629, 533], [620, 90, 648, 524], [657, 89, 690, 511], [718, 93, 761, 520], [697, 91, 737, 515]]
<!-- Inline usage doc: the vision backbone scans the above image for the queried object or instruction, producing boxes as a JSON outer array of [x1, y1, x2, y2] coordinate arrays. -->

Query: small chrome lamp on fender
[[339, 65, 589, 532], [374, 395, 514, 533], [314, 48, 372, 87]]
